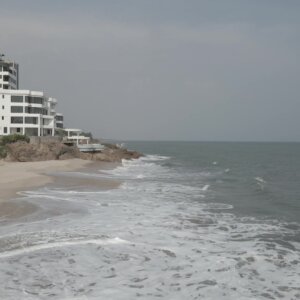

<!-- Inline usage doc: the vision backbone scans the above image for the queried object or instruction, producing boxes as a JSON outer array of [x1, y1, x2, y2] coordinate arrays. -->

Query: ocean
[[0, 141, 299, 299]]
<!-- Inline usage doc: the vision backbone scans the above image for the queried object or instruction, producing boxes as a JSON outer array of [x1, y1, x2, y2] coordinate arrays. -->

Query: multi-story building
[[0, 55, 19, 90], [0, 54, 64, 136]]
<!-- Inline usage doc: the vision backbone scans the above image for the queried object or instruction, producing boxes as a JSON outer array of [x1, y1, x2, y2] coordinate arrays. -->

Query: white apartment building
[[0, 55, 19, 90], [0, 55, 64, 136]]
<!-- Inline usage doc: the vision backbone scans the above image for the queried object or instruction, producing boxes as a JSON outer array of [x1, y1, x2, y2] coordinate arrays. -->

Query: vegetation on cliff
[[0, 134, 30, 158]]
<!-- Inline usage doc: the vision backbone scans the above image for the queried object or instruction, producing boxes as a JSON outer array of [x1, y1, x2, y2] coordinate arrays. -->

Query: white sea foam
[[254, 176, 267, 190], [140, 154, 171, 161], [0, 237, 128, 259], [255, 176, 266, 183], [100, 155, 172, 180], [201, 184, 210, 191]]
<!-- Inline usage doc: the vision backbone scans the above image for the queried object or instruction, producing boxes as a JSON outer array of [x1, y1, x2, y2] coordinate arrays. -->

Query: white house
[[0, 54, 64, 136]]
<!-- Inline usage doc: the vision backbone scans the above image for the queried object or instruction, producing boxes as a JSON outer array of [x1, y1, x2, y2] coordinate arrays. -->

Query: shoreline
[[0, 159, 93, 203], [0, 159, 121, 220]]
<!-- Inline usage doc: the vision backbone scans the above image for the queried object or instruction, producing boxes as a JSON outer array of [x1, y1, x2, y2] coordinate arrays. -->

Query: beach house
[[0, 54, 64, 136]]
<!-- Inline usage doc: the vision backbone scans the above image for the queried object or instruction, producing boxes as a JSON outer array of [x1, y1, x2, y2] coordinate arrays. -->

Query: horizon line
[[99, 139, 300, 143]]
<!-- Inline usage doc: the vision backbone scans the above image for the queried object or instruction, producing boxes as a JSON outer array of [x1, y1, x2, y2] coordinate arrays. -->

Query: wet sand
[[0, 159, 120, 219], [0, 159, 93, 202], [49, 160, 121, 190]]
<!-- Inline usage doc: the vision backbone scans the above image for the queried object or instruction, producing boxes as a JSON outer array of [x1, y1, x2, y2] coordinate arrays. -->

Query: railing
[[77, 144, 105, 152]]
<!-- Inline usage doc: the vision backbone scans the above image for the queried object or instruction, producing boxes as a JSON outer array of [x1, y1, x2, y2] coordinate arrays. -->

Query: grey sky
[[1, 0, 300, 141]]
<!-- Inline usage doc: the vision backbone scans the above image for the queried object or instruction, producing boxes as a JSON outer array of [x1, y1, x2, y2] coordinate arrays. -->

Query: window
[[11, 117, 23, 124], [25, 107, 47, 115], [25, 117, 38, 124], [4, 127, 7, 134], [11, 95, 23, 103], [33, 97, 43, 105], [25, 96, 43, 105], [16, 128, 21, 133], [2, 105, 4, 109], [11, 106, 23, 113], [2, 95, 4, 99], [1, 116, 4, 120]]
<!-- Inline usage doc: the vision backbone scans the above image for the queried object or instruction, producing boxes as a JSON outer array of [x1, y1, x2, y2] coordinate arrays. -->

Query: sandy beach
[[0, 159, 92, 203], [0, 159, 121, 220]]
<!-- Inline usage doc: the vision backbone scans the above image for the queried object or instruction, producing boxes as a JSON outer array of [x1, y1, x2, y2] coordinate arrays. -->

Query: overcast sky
[[1, 0, 300, 141]]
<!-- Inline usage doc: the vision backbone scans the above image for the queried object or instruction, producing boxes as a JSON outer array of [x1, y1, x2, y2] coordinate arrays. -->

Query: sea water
[[0, 142, 299, 299]]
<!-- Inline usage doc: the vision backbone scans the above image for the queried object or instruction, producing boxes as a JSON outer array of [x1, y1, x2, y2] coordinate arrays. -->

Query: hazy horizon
[[118, 139, 300, 143], [1, 0, 300, 142]]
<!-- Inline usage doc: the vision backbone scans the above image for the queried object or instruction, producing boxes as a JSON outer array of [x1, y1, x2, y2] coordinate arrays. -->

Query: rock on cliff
[[5, 141, 142, 162], [80, 147, 141, 162]]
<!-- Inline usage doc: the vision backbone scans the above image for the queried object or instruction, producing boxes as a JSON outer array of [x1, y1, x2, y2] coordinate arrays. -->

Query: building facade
[[0, 55, 19, 90], [0, 55, 64, 136]]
